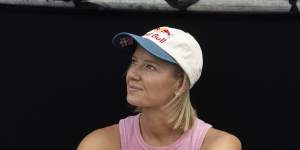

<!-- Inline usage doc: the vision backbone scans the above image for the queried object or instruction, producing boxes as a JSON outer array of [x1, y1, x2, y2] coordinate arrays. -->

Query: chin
[[127, 96, 142, 107]]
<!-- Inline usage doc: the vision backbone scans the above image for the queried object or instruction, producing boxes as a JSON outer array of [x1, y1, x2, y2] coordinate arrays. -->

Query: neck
[[139, 108, 183, 147]]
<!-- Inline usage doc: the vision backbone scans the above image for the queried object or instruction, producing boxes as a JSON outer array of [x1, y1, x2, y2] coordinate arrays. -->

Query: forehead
[[132, 46, 168, 64], [132, 46, 181, 74]]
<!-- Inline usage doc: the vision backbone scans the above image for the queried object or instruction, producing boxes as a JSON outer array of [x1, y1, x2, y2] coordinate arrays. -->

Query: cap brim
[[112, 32, 177, 64]]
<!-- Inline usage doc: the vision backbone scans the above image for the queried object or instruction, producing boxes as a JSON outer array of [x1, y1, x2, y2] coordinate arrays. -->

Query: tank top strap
[[193, 118, 212, 150], [119, 114, 138, 150]]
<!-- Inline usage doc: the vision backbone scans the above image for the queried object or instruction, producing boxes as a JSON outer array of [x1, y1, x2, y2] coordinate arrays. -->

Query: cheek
[[145, 77, 176, 103]]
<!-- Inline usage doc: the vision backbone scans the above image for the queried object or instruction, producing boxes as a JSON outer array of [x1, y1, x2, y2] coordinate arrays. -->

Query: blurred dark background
[[1, 5, 300, 150]]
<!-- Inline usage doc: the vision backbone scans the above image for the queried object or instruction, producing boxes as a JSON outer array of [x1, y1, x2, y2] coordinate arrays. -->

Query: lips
[[127, 84, 143, 91]]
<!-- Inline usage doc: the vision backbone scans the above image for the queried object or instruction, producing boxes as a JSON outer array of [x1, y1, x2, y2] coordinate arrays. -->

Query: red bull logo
[[155, 27, 172, 37], [143, 27, 172, 44]]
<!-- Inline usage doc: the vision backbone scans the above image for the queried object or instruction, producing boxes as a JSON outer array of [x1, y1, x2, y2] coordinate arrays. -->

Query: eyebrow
[[132, 56, 161, 66]]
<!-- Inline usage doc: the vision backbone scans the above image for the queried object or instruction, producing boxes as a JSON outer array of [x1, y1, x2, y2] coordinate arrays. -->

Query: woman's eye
[[145, 64, 156, 71], [130, 59, 137, 65]]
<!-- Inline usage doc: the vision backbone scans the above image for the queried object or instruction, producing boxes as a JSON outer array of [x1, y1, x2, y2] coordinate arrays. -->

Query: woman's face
[[126, 46, 181, 108]]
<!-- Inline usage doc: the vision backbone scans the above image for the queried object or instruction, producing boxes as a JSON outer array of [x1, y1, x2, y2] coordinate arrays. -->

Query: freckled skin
[[126, 46, 180, 109]]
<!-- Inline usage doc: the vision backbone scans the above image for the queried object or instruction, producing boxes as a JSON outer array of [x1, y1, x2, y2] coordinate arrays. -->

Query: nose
[[126, 65, 141, 81]]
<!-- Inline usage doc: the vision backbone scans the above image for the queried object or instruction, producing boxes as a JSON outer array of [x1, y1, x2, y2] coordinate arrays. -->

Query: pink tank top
[[119, 114, 212, 150]]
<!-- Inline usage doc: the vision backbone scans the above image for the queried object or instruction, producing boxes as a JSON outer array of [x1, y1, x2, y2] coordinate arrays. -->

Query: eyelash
[[130, 59, 136, 65], [130, 59, 157, 71], [145, 64, 156, 70]]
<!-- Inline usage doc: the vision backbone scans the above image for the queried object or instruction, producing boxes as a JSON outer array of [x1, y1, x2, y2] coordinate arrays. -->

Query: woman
[[77, 27, 241, 150]]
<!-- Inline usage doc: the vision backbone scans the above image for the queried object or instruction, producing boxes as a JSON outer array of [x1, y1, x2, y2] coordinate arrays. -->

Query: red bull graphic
[[155, 27, 172, 37], [143, 27, 173, 44]]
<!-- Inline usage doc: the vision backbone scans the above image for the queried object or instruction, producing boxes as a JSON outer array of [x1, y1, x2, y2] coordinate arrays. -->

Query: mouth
[[127, 84, 143, 91]]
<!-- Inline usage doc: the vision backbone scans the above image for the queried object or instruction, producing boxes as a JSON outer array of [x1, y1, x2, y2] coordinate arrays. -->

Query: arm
[[77, 125, 120, 150], [206, 133, 242, 150], [77, 129, 111, 150]]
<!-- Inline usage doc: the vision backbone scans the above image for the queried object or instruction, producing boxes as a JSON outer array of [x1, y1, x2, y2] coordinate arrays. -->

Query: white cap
[[112, 26, 203, 89]]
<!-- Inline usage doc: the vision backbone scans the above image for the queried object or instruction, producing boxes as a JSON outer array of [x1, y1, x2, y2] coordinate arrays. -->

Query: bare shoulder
[[77, 124, 120, 150], [201, 128, 242, 150]]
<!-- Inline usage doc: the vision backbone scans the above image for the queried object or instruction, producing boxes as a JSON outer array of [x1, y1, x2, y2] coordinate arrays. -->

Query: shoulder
[[201, 128, 241, 150], [77, 124, 120, 150]]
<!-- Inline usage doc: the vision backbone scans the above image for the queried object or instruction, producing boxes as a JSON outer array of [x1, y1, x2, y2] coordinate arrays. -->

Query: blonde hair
[[164, 72, 197, 132], [133, 66, 198, 132]]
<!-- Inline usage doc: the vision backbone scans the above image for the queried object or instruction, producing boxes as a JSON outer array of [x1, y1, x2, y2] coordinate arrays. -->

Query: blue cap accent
[[112, 32, 177, 64]]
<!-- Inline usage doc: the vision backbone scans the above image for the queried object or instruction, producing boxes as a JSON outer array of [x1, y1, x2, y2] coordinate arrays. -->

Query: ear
[[174, 77, 184, 95]]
